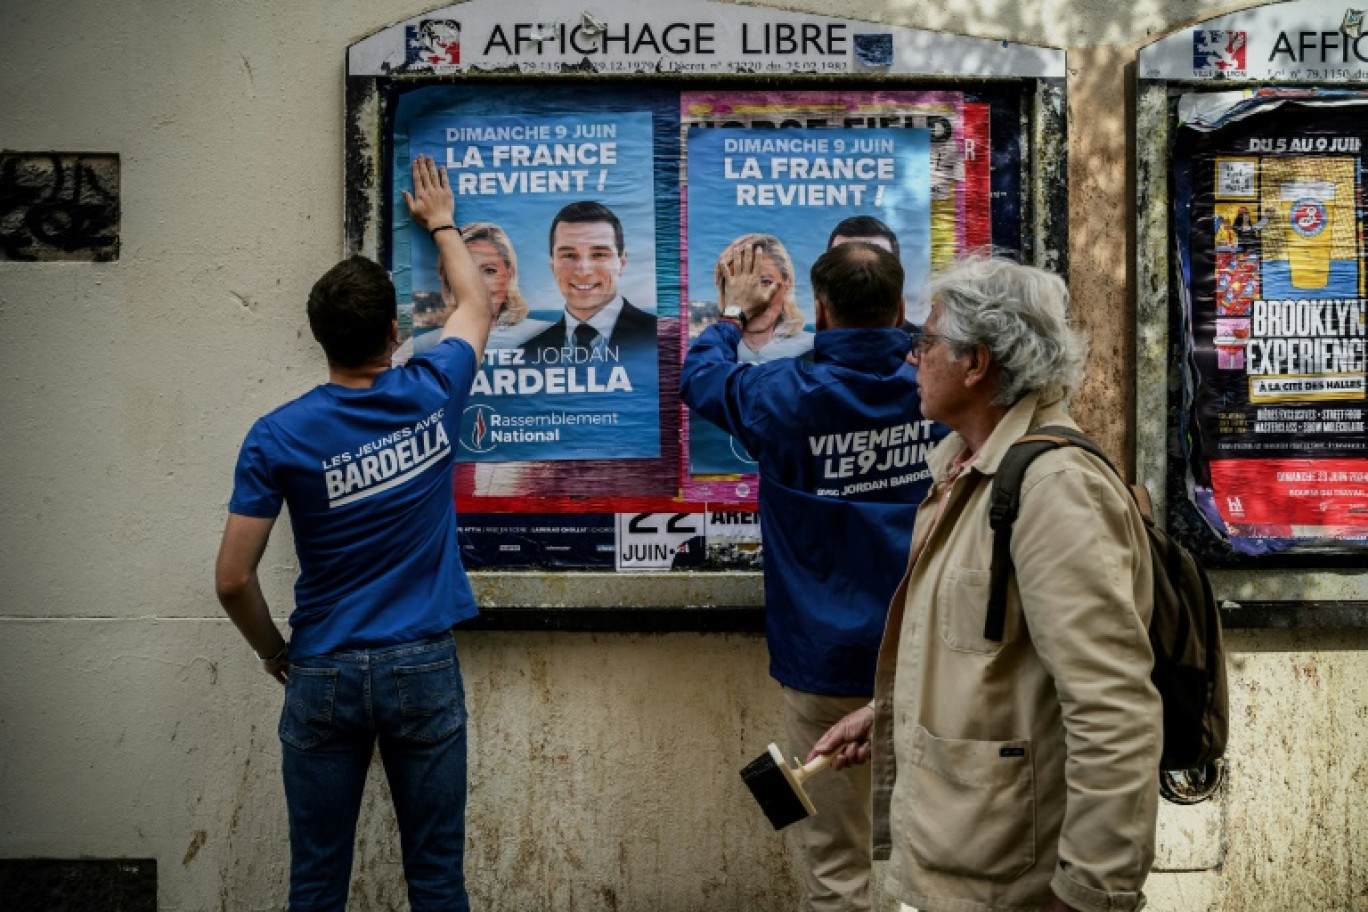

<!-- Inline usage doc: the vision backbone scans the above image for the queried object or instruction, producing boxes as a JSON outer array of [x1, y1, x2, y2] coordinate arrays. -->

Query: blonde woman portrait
[[395, 221, 547, 363], [460, 222, 550, 349], [713, 233, 813, 362]]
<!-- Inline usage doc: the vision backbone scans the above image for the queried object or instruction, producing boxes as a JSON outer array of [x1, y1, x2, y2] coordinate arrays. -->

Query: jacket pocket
[[906, 725, 1035, 881], [938, 566, 1005, 655], [278, 666, 340, 750], [393, 656, 465, 744]]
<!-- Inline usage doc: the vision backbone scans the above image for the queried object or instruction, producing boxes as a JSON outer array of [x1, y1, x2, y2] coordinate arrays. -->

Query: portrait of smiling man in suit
[[521, 200, 658, 363]]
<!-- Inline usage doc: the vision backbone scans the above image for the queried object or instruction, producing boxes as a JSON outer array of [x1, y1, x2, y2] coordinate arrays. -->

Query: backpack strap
[[984, 425, 1117, 641], [1155, 527, 1196, 670]]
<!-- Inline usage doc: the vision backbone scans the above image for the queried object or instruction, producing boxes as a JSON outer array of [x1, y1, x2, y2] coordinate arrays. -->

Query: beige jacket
[[870, 388, 1161, 912]]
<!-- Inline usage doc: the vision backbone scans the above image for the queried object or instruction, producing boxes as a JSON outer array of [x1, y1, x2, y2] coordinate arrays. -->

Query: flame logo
[[473, 409, 488, 447], [460, 404, 498, 453]]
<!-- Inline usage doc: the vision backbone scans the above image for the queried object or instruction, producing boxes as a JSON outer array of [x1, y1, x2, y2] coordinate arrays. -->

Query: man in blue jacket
[[681, 241, 943, 912]]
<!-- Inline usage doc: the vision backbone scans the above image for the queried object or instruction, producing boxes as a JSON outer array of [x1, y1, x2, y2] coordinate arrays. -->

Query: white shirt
[[565, 295, 626, 347]]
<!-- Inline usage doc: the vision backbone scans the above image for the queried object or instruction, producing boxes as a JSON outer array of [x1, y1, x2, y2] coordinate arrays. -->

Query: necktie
[[574, 323, 599, 350]]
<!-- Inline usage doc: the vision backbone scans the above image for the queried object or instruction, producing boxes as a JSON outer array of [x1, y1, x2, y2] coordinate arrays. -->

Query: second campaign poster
[[1176, 92, 1368, 555], [685, 124, 930, 474], [681, 90, 961, 479]]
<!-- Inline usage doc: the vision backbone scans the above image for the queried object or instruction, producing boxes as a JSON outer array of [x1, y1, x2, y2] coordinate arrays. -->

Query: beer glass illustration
[[1280, 180, 1336, 289]]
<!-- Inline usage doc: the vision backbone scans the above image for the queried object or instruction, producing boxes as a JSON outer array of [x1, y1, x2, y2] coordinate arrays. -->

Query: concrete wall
[[1, 0, 1364, 910]]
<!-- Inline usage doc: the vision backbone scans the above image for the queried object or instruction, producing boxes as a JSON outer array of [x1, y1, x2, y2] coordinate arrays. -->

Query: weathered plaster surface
[[1148, 629, 1368, 911], [0, 621, 806, 910], [3, 620, 1365, 909], [2, 1, 1365, 910], [1065, 45, 1133, 465]]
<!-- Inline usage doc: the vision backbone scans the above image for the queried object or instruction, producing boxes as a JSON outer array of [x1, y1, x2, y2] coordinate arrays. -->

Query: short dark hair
[[306, 255, 397, 368], [548, 201, 624, 256], [810, 242, 904, 328], [827, 215, 900, 261]]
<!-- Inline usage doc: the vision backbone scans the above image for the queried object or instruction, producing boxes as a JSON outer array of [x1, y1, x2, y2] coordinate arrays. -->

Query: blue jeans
[[279, 633, 469, 912]]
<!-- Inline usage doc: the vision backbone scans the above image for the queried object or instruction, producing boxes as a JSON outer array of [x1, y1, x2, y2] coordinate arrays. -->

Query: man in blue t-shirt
[[215, 154, 492, 912], [681, 241, 944, 912]]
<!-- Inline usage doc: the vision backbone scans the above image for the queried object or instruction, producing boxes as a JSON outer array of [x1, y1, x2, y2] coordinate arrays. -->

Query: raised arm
[[679, 243, 780, 440], [404, 154, 493, 362]]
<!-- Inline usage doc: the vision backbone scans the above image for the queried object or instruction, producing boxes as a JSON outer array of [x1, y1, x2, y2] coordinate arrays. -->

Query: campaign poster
[[392, 85, 684, 514], [680, 90, 964, 318], [403, 111, 660, 462], [683, 126, 931, 475], [1176, 92, 1368, 555]]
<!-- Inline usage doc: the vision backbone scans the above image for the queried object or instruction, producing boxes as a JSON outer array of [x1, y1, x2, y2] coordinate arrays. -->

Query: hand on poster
[[404, 153, 456, 234], [720, 240, 783, 327], [404, 154, 493, 357]]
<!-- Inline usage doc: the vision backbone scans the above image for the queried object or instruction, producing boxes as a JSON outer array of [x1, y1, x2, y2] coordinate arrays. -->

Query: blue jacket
[[681, 323, 945, 695]]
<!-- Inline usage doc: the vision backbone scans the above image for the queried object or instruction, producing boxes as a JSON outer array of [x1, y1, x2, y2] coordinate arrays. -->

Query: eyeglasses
[[908, 331, 946, 358]]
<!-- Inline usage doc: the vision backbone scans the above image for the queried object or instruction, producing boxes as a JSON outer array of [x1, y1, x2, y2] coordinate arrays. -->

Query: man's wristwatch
[[721, 305, 748, 328]]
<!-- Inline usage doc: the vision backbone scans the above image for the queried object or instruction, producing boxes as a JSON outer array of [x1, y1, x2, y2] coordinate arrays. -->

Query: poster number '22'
[[627, 513, 700, 534]]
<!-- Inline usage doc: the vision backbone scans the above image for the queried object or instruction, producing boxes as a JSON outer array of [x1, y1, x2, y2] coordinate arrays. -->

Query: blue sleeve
[[679, 322, 766, 451], [227, 420, 283, 518], [417, 336, 479, 410]]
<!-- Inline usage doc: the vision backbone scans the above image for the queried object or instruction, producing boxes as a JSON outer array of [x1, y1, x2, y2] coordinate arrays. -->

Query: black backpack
[[983, 426, 1228, 802]]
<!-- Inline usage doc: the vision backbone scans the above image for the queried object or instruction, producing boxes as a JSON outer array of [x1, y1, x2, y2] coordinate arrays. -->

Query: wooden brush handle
[[792, 751, 832, 785]]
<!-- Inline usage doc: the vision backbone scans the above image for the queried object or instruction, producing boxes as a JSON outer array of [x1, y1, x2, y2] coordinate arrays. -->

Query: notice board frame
[[1135, 0, 1368, 628], [345, 0, 1069, 630]]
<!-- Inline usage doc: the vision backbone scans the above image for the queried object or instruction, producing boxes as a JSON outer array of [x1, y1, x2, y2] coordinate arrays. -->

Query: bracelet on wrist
[[429, 224, 457, 239], [256, 642, 289, 663]]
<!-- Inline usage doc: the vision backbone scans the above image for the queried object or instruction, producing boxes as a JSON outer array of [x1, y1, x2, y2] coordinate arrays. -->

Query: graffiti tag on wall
[[0, 154, 120, 262]]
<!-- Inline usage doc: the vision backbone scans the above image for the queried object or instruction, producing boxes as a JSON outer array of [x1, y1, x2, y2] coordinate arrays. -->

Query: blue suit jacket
[[522, 300, 657, 359]]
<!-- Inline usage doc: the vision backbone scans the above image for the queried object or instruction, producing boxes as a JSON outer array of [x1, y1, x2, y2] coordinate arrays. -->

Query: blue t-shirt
[[229, 338, 480, 657]]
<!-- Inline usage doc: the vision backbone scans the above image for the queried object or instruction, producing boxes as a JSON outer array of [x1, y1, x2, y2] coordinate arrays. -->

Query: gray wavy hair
[[919, 256, 1088, 405]]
